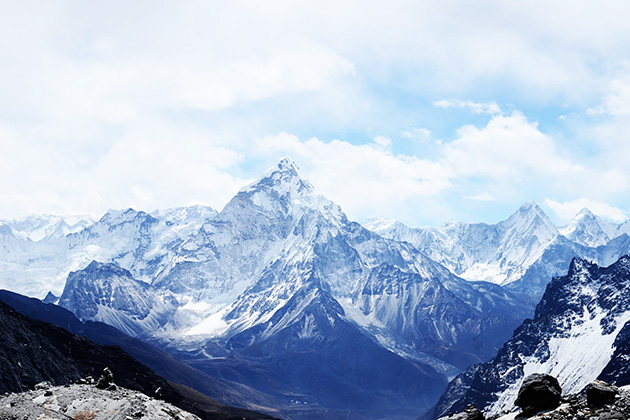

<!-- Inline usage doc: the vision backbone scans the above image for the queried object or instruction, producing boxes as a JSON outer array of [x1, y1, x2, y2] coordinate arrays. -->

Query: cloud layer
[[1, 1, 630, 226]]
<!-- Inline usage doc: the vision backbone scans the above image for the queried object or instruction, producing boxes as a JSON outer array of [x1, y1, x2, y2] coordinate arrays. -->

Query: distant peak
[[85, 260, 106, 270], [508, 201, 547, 220], [75, 260, 135, 280], [363, 217, 402, 232]]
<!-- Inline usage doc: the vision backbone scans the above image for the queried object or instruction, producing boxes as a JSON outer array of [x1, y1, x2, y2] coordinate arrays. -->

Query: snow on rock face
[[0, 204, 217, 298], [433, 255, 630, 418], [0, 158, 546, 418]]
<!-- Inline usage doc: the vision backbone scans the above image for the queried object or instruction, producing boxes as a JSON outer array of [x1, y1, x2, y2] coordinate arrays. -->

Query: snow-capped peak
[[559, 207, 619, 247], [499, 201, 558, 244], [577, 207, 595, 217], [504, 201, 554, 226], [363, 217, 404, 233], [99, 208, 154, 224]]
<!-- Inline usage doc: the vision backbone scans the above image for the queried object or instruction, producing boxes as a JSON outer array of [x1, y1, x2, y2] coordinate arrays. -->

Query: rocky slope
[[439, 378, 630, 420], [18, 159, 530, 419], [0, 382, 201, 420], [0, 289, 283, 416]]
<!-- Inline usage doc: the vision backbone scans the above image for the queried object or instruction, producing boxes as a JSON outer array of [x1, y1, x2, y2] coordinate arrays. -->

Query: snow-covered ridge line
[[366, 202, 630, 289]]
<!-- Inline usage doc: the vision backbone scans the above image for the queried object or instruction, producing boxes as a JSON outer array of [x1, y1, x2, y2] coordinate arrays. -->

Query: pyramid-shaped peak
[[501, 201, 558, 238], [81, 260, 131, 276]]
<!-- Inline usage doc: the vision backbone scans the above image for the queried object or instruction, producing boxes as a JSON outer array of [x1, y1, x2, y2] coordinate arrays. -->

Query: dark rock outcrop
[[95, 367, 115, 390], [529, 380, 628, 419], [514, 373, 562, 415], [431, 256, 630, 418]]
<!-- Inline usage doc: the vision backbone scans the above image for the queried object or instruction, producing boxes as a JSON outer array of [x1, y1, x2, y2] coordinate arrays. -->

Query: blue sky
[[2, 1, 630, 227]]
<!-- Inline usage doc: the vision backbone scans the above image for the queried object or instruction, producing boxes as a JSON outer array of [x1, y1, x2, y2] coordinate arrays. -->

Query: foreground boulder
[[514, 373, 562, 415], [95, 367, 115, 390], [587, 380, 619, 408]]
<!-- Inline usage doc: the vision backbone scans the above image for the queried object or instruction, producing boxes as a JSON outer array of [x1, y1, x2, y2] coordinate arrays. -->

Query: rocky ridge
[[431, 255, 630, 419]]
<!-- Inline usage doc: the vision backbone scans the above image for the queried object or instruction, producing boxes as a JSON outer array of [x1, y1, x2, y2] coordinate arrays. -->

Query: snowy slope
[[559, 208, 619, 247], [43, 159, 534, 418], [7, 158, 630, 419], [58, 261, 176, 337]]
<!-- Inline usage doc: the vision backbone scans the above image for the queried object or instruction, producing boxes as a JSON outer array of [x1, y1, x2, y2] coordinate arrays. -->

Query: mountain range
[[2, 158, 630, 419]]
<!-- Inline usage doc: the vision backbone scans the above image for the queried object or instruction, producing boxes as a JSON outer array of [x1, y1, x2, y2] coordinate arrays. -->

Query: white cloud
[[444, 112, 581, 179], [2, 1, 630, 226], [441, 112, 630, 204], [0, 121, 248, 218], [373, 135, 392, 149], [434, 99, 502, 115], [465, 193, 496, 202], [588, 78, 630, 116], [401, 128, 432, 142], [545, 198, 628, 223], [251, 107, 630, 225]]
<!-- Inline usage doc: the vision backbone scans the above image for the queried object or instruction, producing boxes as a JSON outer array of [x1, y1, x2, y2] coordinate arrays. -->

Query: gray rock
[[96, 367, 115, 390]]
